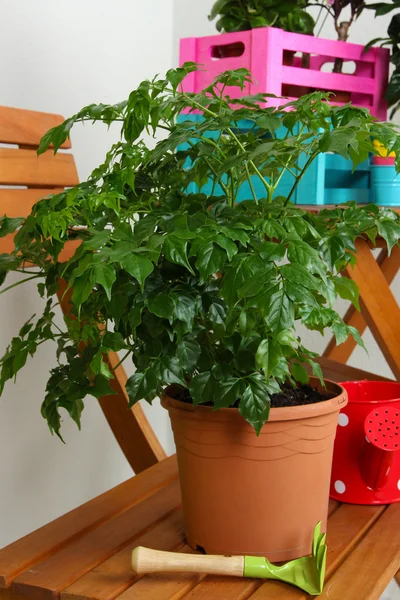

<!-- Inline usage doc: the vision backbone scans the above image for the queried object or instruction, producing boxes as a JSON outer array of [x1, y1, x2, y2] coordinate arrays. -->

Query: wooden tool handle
[[131, 546, 244, 577]]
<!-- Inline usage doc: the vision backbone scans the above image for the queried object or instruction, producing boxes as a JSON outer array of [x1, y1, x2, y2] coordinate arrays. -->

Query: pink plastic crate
[[180, 27, 390, 120]]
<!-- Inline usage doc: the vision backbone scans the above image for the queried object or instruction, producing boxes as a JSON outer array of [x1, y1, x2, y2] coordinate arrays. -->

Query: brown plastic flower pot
[[162, 378, 347, 562]]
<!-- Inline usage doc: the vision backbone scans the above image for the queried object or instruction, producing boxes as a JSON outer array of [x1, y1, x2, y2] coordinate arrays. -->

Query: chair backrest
[[0, 105, 166, 473]]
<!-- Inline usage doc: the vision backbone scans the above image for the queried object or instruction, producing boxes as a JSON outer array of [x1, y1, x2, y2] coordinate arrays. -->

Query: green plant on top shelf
[[1, 65, 400, 438], [365, 3, 400, 117], [208, 0, 315, 34]]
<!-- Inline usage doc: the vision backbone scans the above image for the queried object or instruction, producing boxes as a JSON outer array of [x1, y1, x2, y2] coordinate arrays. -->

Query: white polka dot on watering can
[[334, 480, 346, 494], [338, 413, 349, 427], [397, 480, 400, 491]]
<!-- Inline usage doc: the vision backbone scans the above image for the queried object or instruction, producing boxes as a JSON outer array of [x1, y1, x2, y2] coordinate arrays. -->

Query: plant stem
[[284, 154, 318, 206], [181, 93, 271, 195], [245, 163, 258, 203], [111, 349, 132, 373], [0, 274, 42, 295]]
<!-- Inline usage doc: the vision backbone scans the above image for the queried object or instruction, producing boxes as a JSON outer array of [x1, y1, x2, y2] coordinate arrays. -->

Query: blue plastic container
[[371, 165, 400, 206], [176, 114, 400, 206]]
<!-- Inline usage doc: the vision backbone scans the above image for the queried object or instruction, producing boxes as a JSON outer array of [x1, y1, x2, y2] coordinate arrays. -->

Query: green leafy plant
[[208, 0, 315, 34], [1, 65, 400, 438], [365, 3, 400, 117]]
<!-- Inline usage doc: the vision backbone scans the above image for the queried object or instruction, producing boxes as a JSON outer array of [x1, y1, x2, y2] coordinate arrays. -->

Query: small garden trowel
[[131, 522, 327, 595]]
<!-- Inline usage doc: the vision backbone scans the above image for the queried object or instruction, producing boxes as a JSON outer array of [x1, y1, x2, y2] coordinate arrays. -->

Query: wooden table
[[1, 456, 399, 600]]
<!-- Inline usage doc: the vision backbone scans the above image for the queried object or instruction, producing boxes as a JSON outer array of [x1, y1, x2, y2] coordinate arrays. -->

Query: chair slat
[[61, 510, 184, 600], [0, 149, 78, 187], [0, 189, 63, 218], [0, 456, 178, 589], [13, 481, 181, 600], [0, 107, 71, 148]]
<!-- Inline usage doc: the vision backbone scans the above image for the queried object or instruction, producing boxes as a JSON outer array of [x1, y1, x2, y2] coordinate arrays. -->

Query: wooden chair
[[0, 109, 399, 599], [0, 105, 165, 474]]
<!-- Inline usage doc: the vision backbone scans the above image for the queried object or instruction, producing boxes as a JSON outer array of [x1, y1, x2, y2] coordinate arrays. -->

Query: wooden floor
[[0, 455, 399, 600]]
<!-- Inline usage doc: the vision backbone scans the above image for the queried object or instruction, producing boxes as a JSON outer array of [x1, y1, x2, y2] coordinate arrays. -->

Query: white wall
[[0, 0, 175, 548]]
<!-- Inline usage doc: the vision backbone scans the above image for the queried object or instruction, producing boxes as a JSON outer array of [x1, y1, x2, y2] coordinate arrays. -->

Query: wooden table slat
[[210, 503, 386, 600], [13, 481, 181, 600], [0, 456, 178, 589], [61, 509, 185, 600], [115, 545, 203, 600], [318, 503, 400, 600]]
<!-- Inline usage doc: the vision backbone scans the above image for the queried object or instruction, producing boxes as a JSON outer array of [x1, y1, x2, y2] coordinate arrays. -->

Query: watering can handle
[[131, 546, 244, 577]]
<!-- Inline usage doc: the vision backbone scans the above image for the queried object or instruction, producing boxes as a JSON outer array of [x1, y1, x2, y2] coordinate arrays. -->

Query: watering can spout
[[360, 407, 400, 491]]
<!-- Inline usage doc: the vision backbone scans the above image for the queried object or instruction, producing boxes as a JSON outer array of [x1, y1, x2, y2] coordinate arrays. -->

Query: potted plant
[[208, 0, 315, 35], [1, 65, 400, 561]]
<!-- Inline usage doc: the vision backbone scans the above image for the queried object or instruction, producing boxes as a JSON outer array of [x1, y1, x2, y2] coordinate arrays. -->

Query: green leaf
[[258, 241, 286, 262], [237, 265, 274, 298], [71, 273, 95, 308], [165, 236, 194, 273], [263, 288, 294, 334], [287, 240, 322, 272], [332, 322, 349, 346], [161, 357, 187, 386], [148, 293, 176, 322], [215, 235, 238, 261], [189, 371, 215, 405], [93, 264, 116, 301], [102, 331, 127, 352], [332, 276, 360, 310], [280, 264, 320, 291], [209, 298, 227, 327], [121, 254, 154, 290], [348, 325, 366, 351], [308, 360, 324, 386], [256, 339, 281, 379], [174, 293, 196, 331], [239, 375, 271, 435], [285, 281, 319, 308], [377, 220, 400, 255], [0, 216, 24, 238], [214, 377, 243, 409], [276, 329, 297, 347], [291, 363, 309, 385], [126, 370, 158, 406], [89, 375, 116, 399], [90, 353, 113, 379], [177, 339, 201, 371], [221, 255, 256, 305], [220, 226, 249, 246], [195, 242, 226, 281]]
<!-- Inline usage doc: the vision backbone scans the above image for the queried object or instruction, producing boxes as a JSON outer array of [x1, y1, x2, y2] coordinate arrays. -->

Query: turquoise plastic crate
[[176, 114, 398, 206]]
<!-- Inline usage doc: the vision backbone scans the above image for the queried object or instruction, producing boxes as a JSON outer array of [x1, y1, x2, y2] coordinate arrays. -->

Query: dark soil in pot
[[174, 382, 333, 408]]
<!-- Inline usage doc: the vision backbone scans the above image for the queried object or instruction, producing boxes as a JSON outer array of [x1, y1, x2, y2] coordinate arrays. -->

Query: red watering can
[[330, 381, 400, 505]]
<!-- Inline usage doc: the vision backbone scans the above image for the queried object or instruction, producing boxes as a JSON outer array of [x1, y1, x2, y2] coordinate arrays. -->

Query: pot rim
[[161, 377, 347, 424]]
